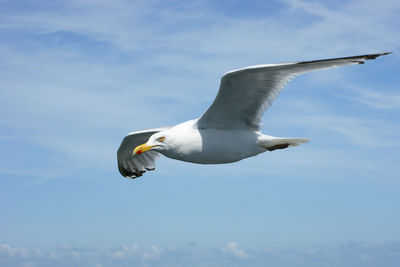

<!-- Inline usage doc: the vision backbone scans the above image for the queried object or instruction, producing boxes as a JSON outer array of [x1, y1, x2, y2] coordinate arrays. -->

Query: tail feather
[[259, 136, 310, 151]]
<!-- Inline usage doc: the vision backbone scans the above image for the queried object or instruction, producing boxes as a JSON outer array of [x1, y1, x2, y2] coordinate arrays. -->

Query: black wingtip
[[364, 52, 392, 60], [296, 51, 392, 66], [118, 162, 145, 179]]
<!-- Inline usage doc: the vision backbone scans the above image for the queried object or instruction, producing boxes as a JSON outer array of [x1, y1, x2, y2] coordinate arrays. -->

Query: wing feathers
[[117, 127, 169, 179], [198, 52, 390, 131]]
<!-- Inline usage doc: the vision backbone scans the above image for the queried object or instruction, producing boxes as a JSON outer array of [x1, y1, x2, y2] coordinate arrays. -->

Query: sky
[[1, 0, 400, 266]]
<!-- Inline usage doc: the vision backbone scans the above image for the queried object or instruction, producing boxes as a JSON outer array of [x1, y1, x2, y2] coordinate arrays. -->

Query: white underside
[[155, 120, 309, 164]]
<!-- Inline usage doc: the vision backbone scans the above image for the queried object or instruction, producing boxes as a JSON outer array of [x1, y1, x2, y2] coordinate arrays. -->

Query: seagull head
[[133, 132, 169, 155]]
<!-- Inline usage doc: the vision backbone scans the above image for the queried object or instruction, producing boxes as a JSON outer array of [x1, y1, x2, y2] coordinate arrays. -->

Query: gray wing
[[198, 52, 391, 131], [117, 127, 169, 179]]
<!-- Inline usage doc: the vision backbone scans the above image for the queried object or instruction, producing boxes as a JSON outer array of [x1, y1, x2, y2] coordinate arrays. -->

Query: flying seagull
[[117, 52, 391, 179]]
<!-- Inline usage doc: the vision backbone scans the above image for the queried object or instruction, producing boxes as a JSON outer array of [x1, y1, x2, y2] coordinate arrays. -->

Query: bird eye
[[157, 136, 165, 142]]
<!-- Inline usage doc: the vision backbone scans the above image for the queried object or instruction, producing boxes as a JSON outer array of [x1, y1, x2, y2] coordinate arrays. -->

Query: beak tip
[[133, 143, 150, 155]]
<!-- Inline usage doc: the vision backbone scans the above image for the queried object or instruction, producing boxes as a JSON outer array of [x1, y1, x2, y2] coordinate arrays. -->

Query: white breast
[[159, 120, 264, 164]]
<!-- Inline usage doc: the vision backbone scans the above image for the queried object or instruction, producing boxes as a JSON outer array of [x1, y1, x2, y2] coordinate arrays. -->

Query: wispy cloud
[[110, 244, 139, 260], [281, 0, 400, 52], [2, 241, 400, 267], [347, 86, 400, 110], [0, 243, 27, 258], [299, 115, 400, 148], [142, 245, 163, 261], [221, 242, 251, 259]]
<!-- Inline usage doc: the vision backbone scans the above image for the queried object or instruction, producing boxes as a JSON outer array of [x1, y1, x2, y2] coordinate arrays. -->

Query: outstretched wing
[[198, 52, 391, 131], [117, 127, 169, 179]]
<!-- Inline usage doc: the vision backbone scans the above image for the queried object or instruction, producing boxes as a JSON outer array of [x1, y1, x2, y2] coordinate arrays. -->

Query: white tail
[[258, 136, 310, 151]]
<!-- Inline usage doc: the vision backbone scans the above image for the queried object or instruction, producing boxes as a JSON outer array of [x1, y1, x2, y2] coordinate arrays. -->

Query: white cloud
[[2, 241, 400, 266], [221, 242, 250, 259], [111, 244, 139, 260], [110, 244, 163, 261], [142, 245, 163, 261], [0, 243, 27, 258]]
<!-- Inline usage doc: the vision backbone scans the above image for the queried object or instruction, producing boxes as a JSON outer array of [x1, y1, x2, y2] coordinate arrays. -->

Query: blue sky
[[1, 0, 400, 266]]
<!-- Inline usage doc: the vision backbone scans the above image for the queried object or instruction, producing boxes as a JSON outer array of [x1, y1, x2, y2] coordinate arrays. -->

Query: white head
[[133, 131, 171, 155]]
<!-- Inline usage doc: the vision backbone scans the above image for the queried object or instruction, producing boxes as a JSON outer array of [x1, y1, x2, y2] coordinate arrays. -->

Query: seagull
[[117, 52, 391, 179]]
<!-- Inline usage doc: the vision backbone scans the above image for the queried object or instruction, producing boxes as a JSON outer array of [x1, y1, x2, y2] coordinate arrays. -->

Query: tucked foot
[[267, 144, 290, 151]]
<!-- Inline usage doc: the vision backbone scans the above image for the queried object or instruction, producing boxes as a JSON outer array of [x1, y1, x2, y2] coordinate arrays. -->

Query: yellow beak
[[133, 143, 154, 155]]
